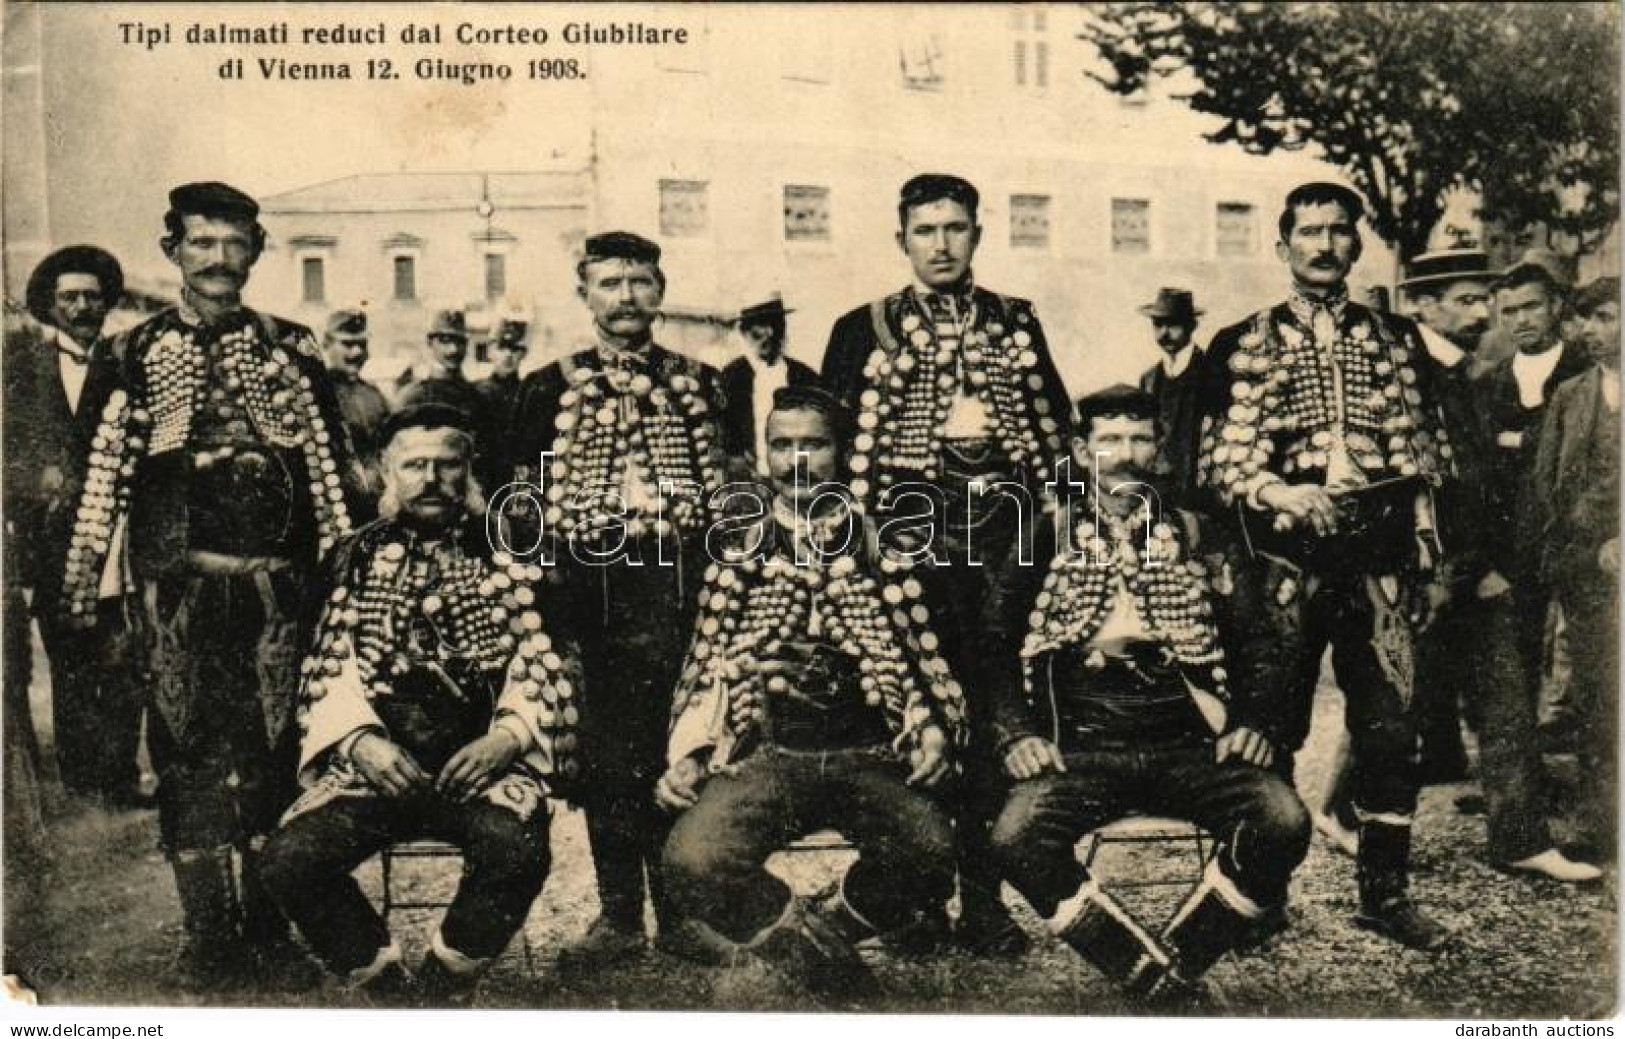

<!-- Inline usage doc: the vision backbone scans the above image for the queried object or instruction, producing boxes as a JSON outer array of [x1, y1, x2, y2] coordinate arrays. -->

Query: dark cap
[[769, 385, 851, 441], [1138, 287, 1202, 323], [380, 402, 476, 446], [427, 309, 468, 340], [494, 319, 529, 348], [1074, 383, 1158, 429], [583, 231, 661, 267], [167, 181, 260, 222], [1400, 250, 1497, 292], [899, 173, 980, 216], [738, 292, 794, 328], [26, 245, 125, 325], [324, 308, 367, 338]]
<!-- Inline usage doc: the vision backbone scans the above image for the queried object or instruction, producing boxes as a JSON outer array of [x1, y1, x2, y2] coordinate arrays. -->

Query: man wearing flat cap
[[322, 308, 391, 515], [509, 230, 728, 965], [399, 309, 501, 494], [1451, 258, 1601, 883], [719, 293, 817, 476], [1197, 182, 1458, 948], [59, 181, 361, 987], [259, 403, 580, 1005], [5, 245, 149, 810], [1136, 287, 1207, 502], [819, 172, 1072, 956], [476, 317, 531, 481]]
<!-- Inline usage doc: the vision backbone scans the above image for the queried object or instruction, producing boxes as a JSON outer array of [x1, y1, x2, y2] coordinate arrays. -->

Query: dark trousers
[[143, 571, 301, 855], [566, 547, 695, 933], [664, 745, 956, 941], [1253, 563, 1421, 820], [992, 745, 1310, 917], [1561, 575, 1617, 852], [1413, 590, 1480, 778], [37, 599, 143, 799], [259, 790, 551, 973], [1474, 586, 1559, 862]]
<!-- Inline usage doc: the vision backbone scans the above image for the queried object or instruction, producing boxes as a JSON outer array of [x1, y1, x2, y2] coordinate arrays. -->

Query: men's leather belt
[[186, 551, 293, 576]]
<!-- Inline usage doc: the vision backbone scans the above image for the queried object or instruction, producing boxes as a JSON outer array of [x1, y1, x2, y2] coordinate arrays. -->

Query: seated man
[[657, 386, 964, 1002], [985, 385, 1310, 1004], [259, 403, 580, 1004]]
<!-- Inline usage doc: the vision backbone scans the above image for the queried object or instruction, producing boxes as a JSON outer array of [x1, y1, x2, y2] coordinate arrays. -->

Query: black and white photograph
[[0, 1, 1618, 1027]]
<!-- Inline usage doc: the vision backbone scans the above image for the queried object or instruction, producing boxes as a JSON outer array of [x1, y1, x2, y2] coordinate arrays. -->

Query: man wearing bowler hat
[[1135, 287, 1206, 502], [719, 292, 817, 475], [57, 181, 361, 987]]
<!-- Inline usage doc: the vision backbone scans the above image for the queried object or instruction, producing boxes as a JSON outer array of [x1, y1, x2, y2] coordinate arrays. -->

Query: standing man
[[5, 246, 147, 809], [820, 173, 1072, 954], [718, 293, 817, 476], [1522, 276, 1619, 867], [658, 386, 964, 1003], [476, 317, 531, 482], [1135, 287, 1207, 501], [57, 182, 358, 987], [509, 231, 728, 965], [259, 404, 579, 1005], [1198, 182, 1455, 948], [322, 308, 390, 514], [399, 309, 500, 492], [1456, 259, 1599, 881]]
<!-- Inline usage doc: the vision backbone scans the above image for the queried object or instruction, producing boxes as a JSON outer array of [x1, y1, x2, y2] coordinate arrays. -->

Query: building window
[[1111, 198, 1151, 254], [484, 253, 507, 301], [659, 179, 709, 237], [784, 184, 831, 243], [1215, 202, 1258, 257], [1012, 9, 1048, 88], [301, 257, 325, 304], [1010, 194, 1051, 249], [393, 255, 417, 301], [898, 34, 944, 91]]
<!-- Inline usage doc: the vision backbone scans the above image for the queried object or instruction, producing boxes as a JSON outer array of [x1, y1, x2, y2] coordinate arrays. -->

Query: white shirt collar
[[1511, 342, 1564, 408], [1161, 344, 1196, 379], [1417, 324, 1466, 368]]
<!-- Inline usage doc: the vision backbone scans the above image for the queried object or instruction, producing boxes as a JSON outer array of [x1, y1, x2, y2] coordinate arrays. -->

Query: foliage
[[1082, 2, 1620, 258]]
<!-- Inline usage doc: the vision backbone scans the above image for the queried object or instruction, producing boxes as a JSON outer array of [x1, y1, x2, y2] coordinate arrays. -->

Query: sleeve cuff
[[492, 712, 537, 755]]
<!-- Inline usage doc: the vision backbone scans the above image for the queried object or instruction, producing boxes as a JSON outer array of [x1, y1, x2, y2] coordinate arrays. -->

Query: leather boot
[[170, 845, 246, 991], [1162, 859, 1266, 979], [1049, 878, 1188, 1002], [416, 933, 484, 1008], [744, 897, 877, 1003], [1354, 818, 1451, 951]]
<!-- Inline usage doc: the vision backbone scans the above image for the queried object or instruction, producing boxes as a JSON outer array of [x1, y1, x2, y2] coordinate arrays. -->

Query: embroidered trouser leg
[[259, 785, 552, 975], [664, 746, 956, 943]]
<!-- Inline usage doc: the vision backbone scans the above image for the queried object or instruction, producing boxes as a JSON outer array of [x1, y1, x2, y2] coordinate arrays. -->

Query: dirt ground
[[4, 633, 1616, 1018]]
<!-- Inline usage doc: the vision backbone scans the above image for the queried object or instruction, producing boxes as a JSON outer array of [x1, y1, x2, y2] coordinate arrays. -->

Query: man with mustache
[[820, 173, 1073, 956], [718, 293, 818, 477], [658, 385, 962, 1004], [258, 403, 579, 1005], [322, 308, 390, 515], [1454, 259, 1600, 882], [1197, 182, 1457, 948], [58, 182, 361, 988], [1135, 288, 1207, 503], [984, 384, 1307, 1006], [509, 231, 728, 966], [1521, 276, 1619, 870], [4, 246, 149, 811]]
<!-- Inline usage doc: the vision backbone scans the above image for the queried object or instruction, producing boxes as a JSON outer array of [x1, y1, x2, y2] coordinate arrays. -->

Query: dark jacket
[[1519, 363, 1617, 586], [1138, 351, 1208, 505], [717, 354, 818, 465]]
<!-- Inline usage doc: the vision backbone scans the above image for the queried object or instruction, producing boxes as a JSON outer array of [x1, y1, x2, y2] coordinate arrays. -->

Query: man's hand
[[1476, 570, 1512, 600], [1003, 736, 1066, 780], [1215, 726, 1276, 769], [1258, 483, 1339, 537], [907, 724, 952, 789], [655, 755, 708, 813], [436, 728, 521, 802], [1601, 539, 1619, 576], [351, 732, 430, 798], [1412, 578, 1451, 633]]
